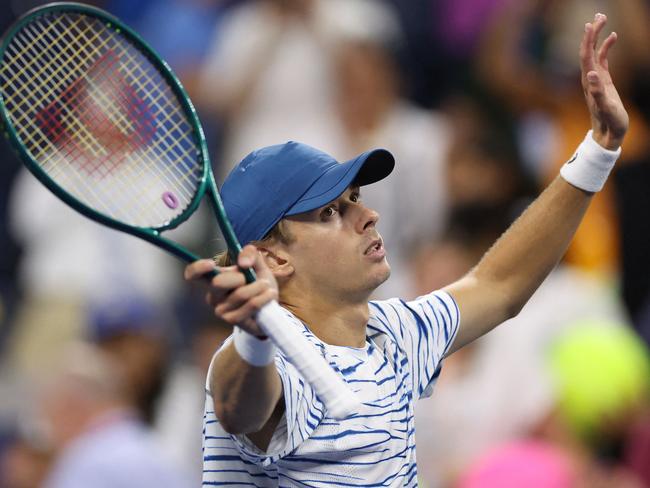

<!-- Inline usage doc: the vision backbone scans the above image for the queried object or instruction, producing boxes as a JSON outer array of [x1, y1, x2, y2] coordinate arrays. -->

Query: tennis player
[[186, 13, 628, 486]]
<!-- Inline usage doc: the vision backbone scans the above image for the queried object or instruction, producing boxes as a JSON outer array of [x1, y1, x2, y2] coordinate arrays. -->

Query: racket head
[[0, 2, 214, 244]]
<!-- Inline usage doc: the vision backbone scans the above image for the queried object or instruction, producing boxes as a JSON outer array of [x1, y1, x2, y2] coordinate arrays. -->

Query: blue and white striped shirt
[[202, 290, 460, 487]]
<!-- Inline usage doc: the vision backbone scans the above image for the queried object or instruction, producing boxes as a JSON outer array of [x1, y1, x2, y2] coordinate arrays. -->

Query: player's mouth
[[364, 238, 386, 260]]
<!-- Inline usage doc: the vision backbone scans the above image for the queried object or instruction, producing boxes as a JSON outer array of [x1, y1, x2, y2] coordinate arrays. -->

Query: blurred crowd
[[0, 0, 649, 487]]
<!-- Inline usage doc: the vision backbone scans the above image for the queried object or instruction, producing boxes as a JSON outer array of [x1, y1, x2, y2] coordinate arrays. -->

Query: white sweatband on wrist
[[560, 130, 621, 193], [232, 326, 276, 367]]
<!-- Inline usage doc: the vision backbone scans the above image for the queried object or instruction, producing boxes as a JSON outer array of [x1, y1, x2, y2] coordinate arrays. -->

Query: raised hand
[[580, 13, 629, 150], [184, 245, 279, 336]]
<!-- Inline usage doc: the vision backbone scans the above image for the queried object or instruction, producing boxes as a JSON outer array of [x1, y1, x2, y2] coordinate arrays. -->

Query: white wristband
[[232, 326, 276, 367], [560, 130, 621, 192]]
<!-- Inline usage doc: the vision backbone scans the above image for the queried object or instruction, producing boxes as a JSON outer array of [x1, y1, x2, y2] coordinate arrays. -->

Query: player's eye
[[321, 205, 338, 219], [350, 192, 361, 203]]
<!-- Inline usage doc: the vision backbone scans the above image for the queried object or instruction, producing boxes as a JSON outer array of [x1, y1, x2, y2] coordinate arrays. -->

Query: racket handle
[[255, 301, 361, 420]]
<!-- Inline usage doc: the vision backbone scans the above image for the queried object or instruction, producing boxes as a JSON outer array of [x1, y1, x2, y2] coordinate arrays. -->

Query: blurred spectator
[[378, 0, 511, 108], [115, 0, 228, 98], [85, 294, 232, 483], [0, 433, 51, 488], [330, 0, 450, 298], [38, 343, 192, 488], [6, 165, 200, 379], [104, 0, 158, 25], [196, 0, 345, 174], [86, 298, 174, 425], [8, 171, 194, 306], [426, 0, 512, 106], [155, 312, 232, 483], [442, 95, 535, 212]]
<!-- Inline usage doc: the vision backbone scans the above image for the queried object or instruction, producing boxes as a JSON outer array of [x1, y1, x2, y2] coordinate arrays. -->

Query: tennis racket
[[0, 2, 359, 419]]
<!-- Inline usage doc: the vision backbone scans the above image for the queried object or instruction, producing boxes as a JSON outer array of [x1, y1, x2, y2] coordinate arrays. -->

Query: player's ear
[[258, 247, 294, 281]]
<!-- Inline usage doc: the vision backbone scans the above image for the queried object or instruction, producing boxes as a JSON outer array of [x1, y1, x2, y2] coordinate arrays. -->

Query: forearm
[[445, 177, 593, 352], [473, 176, 592, 314], [210, 341, 282, 434], [474, 126, 622, 310]]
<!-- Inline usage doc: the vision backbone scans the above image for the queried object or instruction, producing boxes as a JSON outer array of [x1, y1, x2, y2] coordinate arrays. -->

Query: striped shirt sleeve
[[369, 290, 460, 399]]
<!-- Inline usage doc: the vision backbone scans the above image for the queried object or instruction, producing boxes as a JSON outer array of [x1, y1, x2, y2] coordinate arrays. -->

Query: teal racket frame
[[0, 2, 244, 269]]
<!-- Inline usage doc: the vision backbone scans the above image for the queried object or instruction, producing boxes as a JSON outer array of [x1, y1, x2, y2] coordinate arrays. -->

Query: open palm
[[580, 13, 629, 150]]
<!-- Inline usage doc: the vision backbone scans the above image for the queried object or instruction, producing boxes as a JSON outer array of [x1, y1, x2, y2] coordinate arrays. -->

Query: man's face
[[279, 186, 391, 302]]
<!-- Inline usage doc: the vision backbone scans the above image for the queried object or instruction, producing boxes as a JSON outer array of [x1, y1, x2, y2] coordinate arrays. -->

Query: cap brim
[[285, 148, 394, 216]]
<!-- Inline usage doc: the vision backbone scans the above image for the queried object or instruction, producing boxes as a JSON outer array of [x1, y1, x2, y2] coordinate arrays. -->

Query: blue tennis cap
[[221, 141, 394, 245]]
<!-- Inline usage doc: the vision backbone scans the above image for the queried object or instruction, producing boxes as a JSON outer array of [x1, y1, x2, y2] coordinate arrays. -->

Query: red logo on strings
[[36, 49, 157, 178]]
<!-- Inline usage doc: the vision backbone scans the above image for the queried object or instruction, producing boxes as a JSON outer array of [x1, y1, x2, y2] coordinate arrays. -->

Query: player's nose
[[356, 205, 379, 233]]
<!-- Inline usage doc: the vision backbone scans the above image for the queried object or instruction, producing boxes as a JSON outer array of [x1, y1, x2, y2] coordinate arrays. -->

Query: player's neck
[[281, 296, 369, 348]]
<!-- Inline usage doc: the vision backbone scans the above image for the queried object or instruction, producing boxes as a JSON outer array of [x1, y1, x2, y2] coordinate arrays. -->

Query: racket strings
[[0, 12, 204, 228], [4, 30, 173, 225], [5, 19, 109, 156], [21, 20, 196, 189], [38, 15, 201, 212], [2, 13, 184, 224], [27, 20, 197, 197], [2, 20, 134, 221]]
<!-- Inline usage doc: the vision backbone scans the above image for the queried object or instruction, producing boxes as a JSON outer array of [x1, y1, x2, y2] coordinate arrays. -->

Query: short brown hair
[[213, 220, 294, 267]]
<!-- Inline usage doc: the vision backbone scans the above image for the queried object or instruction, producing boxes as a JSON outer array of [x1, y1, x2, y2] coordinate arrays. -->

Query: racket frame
[[0, 2, 243, 266]]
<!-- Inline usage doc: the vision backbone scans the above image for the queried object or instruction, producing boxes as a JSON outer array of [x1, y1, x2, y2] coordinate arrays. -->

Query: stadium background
[[0, 0, 648, 486]]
